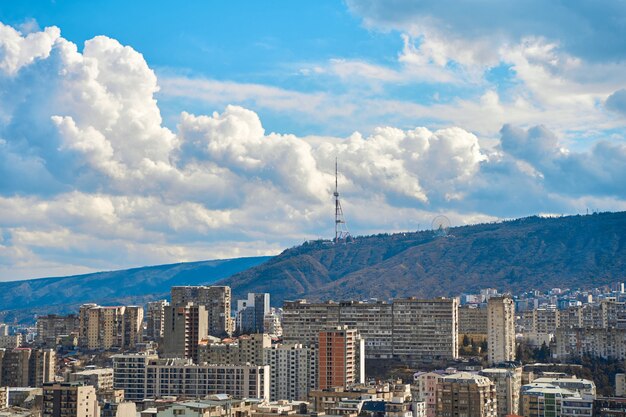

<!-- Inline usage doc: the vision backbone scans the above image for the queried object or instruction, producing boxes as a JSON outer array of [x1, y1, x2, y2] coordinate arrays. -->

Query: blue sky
[[1, 1, 626, 280]]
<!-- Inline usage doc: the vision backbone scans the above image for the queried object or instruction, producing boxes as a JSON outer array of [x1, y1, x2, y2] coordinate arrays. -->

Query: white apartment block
[[113, 354, 269, 401], [263, 343, 316, 401]]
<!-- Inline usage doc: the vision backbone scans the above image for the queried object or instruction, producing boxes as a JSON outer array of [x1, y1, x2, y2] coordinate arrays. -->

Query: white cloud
[[1, 22, 625, 281]]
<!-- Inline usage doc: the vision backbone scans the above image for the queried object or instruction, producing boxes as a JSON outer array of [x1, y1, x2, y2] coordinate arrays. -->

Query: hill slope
[[218, 212, 626, 304], [0, 256, 271, 319]]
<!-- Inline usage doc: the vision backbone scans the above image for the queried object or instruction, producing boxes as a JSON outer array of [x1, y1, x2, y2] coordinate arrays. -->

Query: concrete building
[[36, 315, 79, 346], [412, 371, 448, 417], [393, 298, 459, 363], [0, 348, 55, 387], [263, 343, 316, 401], [146, 301, 169, 342], [263, 309, 283, 338], [144, 359, 269, 400], [122, 307, 143, 350], [532, 377, 596, 398], [437, 373, 497, 417], [318, 327, 364, 390], [69, 368, 114, 391], [155, 398, 254, 417], [170, 286, 232, 337], [42, 382, 99, 417], [555, 328, 626, 360], [283, 298, 458, 363], [162, 303, 207, 362], [0, 335, 22, 349], [488, 296, 516, 364], [197, 334, 270, 366], [616, 374, 626, 397], [480, 366, 522, 417], [236, 293, 270, 334], [78, 305, 143, 350], [521, 382, 594, 417], [458, 305, 488, 343], [0, 386, 7, 409], [112, 353, 158, 401]]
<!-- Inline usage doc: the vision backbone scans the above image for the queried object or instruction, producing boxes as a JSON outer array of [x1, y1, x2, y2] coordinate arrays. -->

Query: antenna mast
[[334, 158, 350, 243]]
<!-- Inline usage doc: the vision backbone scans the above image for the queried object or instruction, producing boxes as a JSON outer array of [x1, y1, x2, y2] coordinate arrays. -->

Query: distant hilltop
[[217, 211, 626, 305], [2, 211, 626, 323]]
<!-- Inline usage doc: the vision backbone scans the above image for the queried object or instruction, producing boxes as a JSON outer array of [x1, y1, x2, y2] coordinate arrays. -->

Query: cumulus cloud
[[606, 89, 626, 116], [0, 22, 625, 280], [346, 0, 626, 62]]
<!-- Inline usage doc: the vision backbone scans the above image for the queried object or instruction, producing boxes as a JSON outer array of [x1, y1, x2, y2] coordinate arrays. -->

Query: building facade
[[488, 296, 516, 364]]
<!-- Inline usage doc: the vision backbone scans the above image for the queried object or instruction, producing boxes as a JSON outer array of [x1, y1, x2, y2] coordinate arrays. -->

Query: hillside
[[0, 256, 271, 322], [218, 212, 626, 305]]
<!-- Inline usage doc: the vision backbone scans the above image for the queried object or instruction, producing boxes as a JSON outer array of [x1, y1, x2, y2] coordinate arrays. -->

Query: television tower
[[334, 158, 350, 243]]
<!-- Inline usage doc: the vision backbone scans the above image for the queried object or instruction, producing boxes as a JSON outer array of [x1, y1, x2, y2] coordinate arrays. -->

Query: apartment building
[[487, 296, 516, 364], [283, 298, 458, 362], [170, 286, 232, 337], [37, 314, 79, 346], [458, 305, 488, 342], [520, 382, 594, 417], [0, 347, 55, 387], [69, 368, 114, 391], [146, 300, 169, 342], [78, 305, 143, 350], [42, 382, 99, 417], [263, 343, 316, 401], [318, 326, 364, 390], [197, 333, 271, 365], [555, 328, 626, 360], [437, 373, 497, 417], [480, 366, 523, 417], [112, 353, 158, 401], [162, 303, 207, 362], [235, 293, 270, 334]]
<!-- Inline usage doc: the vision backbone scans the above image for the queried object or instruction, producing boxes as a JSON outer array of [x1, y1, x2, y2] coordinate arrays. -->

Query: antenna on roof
[[334, 158, 350, 243]]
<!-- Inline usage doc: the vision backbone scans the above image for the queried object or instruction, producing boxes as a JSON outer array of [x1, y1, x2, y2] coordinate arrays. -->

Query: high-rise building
[[318, 326, 364, 390], [480, 366, 523, 417], [112, 353, 158, 401], [162, 303, 207, 362], [282, 298, 457, 362], [392, 298, 459, 362], [78, 305, 143, 350], [170, 286, 232, 337], [458, 305, 488, 343], [122, 306, 143, 349], [0, 347, 55, 387], [42, 382, 99, 417], [36, 314, 79, 346], [263, 343, 317, 401], [235, 293, 270, 334], [146, 300, 169, 341], [488, 296, 516, 364], [437, 373, 498, 417], [555, 327, 626, 360], [263, 308, 283, 338]]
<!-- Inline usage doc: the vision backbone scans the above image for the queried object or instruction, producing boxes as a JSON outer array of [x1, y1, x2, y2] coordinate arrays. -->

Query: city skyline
[[1, 1, 626, 280]]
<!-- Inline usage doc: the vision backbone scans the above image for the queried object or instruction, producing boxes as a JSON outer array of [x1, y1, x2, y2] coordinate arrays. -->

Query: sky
[[1, 1, 626, 280]]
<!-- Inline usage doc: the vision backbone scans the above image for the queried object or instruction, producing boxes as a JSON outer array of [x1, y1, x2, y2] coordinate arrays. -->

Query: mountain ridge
[[217, 212, 626, 304]]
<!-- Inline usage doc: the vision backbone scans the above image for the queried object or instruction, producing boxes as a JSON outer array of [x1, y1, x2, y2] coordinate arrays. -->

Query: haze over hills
[[0, 256, 271, 322], [2, 212, 625, 323], [218, 212, 626, 305]]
